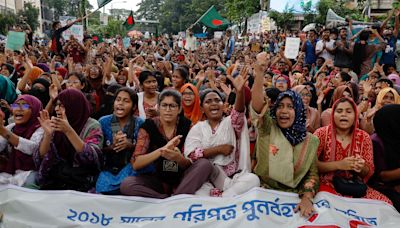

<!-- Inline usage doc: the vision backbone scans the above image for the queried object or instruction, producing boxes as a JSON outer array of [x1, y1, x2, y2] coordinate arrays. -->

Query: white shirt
[[185, 35, 197, 51], [315, 39, 335, 61], [0, 123, 44, 156]]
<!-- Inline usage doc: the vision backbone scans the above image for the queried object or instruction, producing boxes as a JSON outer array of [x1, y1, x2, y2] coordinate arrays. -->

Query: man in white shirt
[[185, 29, 197, 51], [315, 28, 336, 62]]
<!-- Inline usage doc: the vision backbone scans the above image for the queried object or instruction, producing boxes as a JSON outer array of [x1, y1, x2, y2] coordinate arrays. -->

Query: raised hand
[[50, 108, 72, 133], [49, 84, 58, 100], [164, 135, 182, 150], [38, 110, 54, 136], [195, 70, 206, 82], [227, 65, 249, 92]]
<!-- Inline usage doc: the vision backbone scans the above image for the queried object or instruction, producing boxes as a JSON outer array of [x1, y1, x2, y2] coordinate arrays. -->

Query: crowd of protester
[[1, 11, 400, 217]]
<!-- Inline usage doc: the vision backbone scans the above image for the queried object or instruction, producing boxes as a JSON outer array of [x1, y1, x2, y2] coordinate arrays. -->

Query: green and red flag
[[123, 11, 135, 30], [97, 0, 112, 8], [198, 6, 230, 29]]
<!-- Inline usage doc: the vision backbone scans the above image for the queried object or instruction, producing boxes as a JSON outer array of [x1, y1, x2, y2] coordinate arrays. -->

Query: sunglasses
[[11, 103, 30, 110]]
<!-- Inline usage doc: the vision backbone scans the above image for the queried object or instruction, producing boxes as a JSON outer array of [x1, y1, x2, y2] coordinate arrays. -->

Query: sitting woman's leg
[[222, 172, 260, 197], [120, 174, 168, 199], [175, 158, 213, 195]]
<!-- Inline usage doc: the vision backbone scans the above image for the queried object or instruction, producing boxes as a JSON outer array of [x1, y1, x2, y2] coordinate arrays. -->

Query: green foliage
[[315, 0, 365, 25], [90, 19, 128, 37], [225, 0, 259, 24], [135, 0, 164, 20], [0, 13, 16, 35], [17, 3, 40, 32], [268, 4, 295, 31], [300, 0, 316, 25]]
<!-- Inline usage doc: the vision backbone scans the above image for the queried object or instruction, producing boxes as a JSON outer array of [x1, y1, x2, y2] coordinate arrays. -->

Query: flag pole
[[187, 5, 215, 30], [82, 8, 100, 20]]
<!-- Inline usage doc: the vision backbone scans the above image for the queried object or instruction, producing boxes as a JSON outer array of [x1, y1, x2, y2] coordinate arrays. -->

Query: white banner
[[59, 16, 84, 43], [0, 185, 399, 227], [100, 13, 109, 26], [284, 37, 301, 59]]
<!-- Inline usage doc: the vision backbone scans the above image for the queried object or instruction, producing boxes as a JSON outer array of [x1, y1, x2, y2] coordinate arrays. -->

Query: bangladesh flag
[[198, 6, 230, 30], [123, 11, 135, 30], [97, 0, 112, 8]]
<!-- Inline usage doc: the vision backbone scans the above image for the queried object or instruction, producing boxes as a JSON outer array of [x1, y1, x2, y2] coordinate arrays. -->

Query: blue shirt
[[304, 39, 318, 65], [381, 36, 397, 65]]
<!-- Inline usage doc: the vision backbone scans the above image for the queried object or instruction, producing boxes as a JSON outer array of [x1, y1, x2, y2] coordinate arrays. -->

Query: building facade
[[0, 0, 17, 13]]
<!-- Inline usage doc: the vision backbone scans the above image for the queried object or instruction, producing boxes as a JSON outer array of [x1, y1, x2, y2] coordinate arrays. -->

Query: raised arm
[[251, 54, 268, 113]]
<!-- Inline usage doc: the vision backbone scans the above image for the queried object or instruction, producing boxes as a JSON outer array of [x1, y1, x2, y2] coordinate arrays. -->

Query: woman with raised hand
[[35, 89, 103, 192], [184, 66, 260, 197], [96, 88, 149, 195], [0, 95, 43, 187], [314, 97, 391, 204], [251, 58, 320, 218], [120, 89, 213, 198]]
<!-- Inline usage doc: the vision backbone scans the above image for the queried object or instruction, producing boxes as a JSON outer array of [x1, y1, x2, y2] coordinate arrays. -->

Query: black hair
[[114, 87, 138, 112], [376, 78, 394, 88], [303, 82, 318, 108], [159, 89, 182, 108], [139, 70, 157, 84], [339, 72, 352, 82], [52, 21, 61, 30], [265, 88, 280, 104], [352, 30, 370, 75], [383, 64, 396, 75], [200, 89, 225, 106], [174, 67, 189, 83]]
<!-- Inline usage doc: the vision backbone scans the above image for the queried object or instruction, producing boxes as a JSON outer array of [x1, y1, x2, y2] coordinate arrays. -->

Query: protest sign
[[284, 37, 301, 59], [0, 185, 399, 227], [5, 31, 26, 51], [59, 16, 84, 43], [123, 37, 131, 49]]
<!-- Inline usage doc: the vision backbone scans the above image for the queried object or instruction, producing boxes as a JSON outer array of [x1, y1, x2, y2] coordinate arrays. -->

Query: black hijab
[[374, 105, 400, 170]]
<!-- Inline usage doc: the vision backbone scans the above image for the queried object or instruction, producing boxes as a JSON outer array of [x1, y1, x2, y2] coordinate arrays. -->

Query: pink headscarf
[[388, 73, 400, 86]]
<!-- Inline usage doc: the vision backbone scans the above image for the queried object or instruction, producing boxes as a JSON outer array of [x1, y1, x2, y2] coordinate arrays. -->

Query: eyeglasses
[[66, 80, 81, 85], [182, 91, 195, 96], [300, 93, 312, 98], [160, 103, 179, 110], [11, 103, 30, 110], [276, 79, 287, 84]]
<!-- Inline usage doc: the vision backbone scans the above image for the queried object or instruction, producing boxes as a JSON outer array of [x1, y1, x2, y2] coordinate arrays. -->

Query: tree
[[315, 0, 365, 25], [225, 0, 259, 33], [300, 0, 316, 25], [0, 13, 16, 35], [17, 3, 40, 32], [135, 0, 164, 20], [268, 3, 295, 31]]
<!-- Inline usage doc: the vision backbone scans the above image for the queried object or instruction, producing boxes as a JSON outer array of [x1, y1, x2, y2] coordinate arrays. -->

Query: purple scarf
[[53, 89, 91, 162], [6, 95, 42, 174]]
